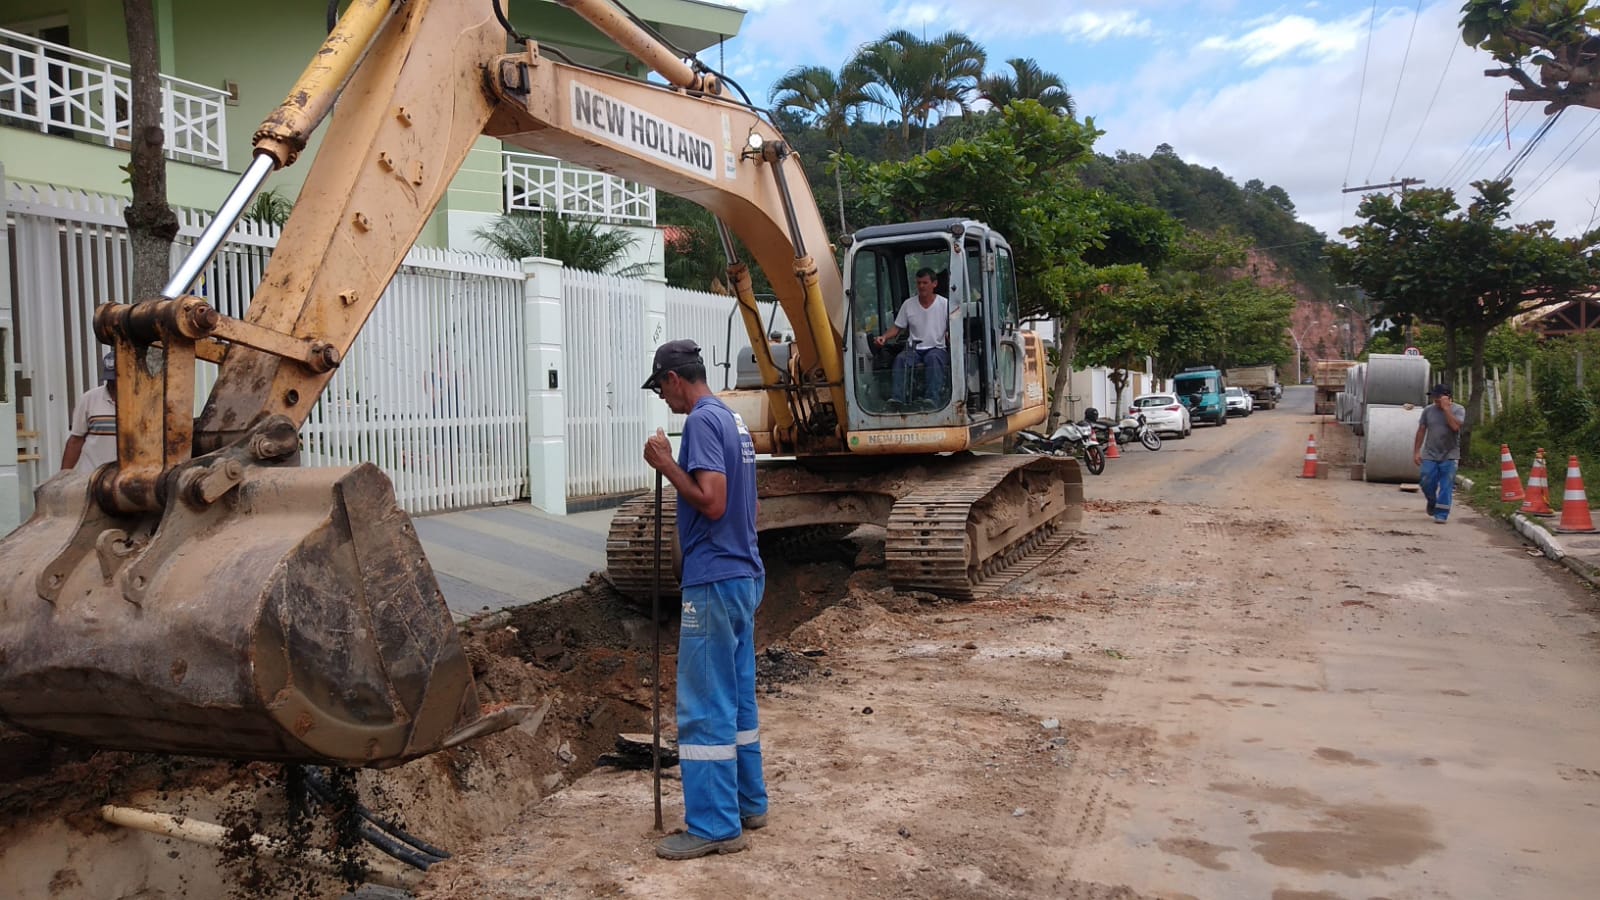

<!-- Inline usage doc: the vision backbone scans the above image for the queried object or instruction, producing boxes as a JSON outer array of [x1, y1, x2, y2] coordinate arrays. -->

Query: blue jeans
[[1420, 459, 1457, 521], [892, 346, 949, 405], [676, 576, 767, 840]]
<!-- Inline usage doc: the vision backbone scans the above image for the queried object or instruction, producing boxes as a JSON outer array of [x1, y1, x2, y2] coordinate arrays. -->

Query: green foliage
[[844, 28, 987, 151], [1459, 3, 1600, 119], [242, 188, 293, 228], [977, 58, 1073, 117], [474, 212, 648, 277], [1080, 147, 1335, 300]]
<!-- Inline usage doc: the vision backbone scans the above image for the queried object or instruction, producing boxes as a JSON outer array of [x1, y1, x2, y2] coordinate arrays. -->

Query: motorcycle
[[1083, 408, 1162, 452], [1015, 421, 1106, 475]]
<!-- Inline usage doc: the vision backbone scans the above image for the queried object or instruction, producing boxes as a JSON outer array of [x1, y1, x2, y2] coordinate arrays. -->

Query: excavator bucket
[[0, 462, 480, 766]]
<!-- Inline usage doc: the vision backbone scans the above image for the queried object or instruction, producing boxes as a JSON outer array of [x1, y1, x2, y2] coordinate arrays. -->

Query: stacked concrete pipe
[[1357, 353, 1432, 483]]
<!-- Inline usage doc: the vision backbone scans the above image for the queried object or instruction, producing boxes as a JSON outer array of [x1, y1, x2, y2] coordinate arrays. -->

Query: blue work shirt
[[677, 396, 764, 587]]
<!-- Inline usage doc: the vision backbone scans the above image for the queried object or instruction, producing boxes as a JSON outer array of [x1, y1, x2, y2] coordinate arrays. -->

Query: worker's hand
[[1413, 451, 1422, 467], [643, 427, 672, 471], [874, 334, 886, 347]]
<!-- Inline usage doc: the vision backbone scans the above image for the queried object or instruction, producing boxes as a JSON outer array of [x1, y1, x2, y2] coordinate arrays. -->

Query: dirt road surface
[[422, 386, 1600, 899]]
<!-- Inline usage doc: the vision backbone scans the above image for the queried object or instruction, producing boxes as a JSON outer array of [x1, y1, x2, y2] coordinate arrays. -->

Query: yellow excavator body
[[0, 0, 1082, 766]]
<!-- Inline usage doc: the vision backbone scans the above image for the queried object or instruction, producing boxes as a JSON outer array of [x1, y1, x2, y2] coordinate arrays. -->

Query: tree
[[978, 58, 1074, 117], [474, 212, 649, 277], [1461, 0, 1600, 113], [845, 29, 986, 152], [123, 0, 178, 300], [769, 64, 867, 231], [1330, 179, 1600, 453]]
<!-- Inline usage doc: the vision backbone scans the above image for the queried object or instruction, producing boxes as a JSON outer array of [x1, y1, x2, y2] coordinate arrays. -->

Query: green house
[[0, 0, 747, 251]]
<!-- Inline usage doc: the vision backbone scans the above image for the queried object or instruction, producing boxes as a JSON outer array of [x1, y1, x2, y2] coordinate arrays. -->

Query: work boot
[[656, 830, 749, 860], [741, 813, 768, 830]]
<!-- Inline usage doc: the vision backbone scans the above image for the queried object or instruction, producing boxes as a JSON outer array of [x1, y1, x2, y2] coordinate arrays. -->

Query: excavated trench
[[0, 528, 871, 899]]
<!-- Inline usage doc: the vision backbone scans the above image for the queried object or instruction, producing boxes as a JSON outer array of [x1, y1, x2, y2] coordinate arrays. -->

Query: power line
[[1513, 115, 1600, 214], [1341, 0, 1382, 225], [1436, 100, 1505, 189], [1393, 22, 1461, 175], [1365, 0, 1424, 182], [1495, 107, 1565, 182], [1445, 103, 1534, 193]]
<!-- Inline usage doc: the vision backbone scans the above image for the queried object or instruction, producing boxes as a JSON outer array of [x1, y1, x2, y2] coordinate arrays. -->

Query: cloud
[[1196, 12, 1367, 66]]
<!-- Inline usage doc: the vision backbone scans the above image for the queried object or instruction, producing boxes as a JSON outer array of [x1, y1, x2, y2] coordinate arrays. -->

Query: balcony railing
[[503, 151, 655, 225], [0, 27, 228, 168]]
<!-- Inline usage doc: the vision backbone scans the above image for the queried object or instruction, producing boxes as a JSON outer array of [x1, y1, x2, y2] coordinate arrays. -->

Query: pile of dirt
[[0, 537, 871, 899]]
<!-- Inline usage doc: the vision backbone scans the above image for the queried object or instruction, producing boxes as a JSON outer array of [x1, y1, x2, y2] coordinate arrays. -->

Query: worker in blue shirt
[[641, 339, 768, 860]]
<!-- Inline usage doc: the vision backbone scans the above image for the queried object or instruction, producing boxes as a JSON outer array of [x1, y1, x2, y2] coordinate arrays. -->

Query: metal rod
[[161, 152, 275, 298], [651, 469, 664, 833]]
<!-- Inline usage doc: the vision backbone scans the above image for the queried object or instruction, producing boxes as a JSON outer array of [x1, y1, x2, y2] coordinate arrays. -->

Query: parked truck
[[1225, 365, 1280, 410]]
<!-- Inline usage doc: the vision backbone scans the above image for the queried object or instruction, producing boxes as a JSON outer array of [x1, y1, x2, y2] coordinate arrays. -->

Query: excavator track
[[605, 454, 1082, 604], [605, 489, 680, 601], [885, 456, 1082, 600]]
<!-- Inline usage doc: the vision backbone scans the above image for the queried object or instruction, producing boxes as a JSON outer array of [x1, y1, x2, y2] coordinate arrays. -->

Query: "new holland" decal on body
[[571, 83, 716, 180]]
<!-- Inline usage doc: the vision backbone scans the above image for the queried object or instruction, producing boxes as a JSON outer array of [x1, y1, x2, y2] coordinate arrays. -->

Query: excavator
[[0, 0, 1081, 768]]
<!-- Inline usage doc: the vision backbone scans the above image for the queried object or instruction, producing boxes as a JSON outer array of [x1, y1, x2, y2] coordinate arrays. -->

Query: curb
[[1455, 474, 1600, 589]]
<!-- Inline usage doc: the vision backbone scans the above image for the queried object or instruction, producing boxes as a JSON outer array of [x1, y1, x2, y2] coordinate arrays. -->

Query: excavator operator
[[873, 267, 951, 409]]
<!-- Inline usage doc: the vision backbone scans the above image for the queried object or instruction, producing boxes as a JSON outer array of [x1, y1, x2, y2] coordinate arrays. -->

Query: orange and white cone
[[1520, 449, 1555, 517], [1498, 445, 1525, 502], [1104, 432, 1121, 459], [1298, 434, 1319, 479], [1554, 456, 1598, 534]]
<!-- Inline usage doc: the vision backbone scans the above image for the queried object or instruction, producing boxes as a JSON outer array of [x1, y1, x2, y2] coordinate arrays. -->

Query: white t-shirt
[[894, 294, 950, 350], [69, 384, 118, 472]]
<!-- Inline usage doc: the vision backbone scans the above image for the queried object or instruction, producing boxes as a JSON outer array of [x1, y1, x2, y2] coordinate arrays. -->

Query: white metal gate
[[5, 182, 527, 515], [562, 267, 651, 498]]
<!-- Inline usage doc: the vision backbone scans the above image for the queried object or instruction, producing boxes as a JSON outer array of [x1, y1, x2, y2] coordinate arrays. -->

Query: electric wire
[[1436, 100, 1505, 188], [1341, 0, 1382, 200], [1513, 115, 1600, 213], [1444, 104, 1534, 193], [1392, 22, 1461, 175], [1364, 0, 1425, 182], [1495, 108, 1564, 182]]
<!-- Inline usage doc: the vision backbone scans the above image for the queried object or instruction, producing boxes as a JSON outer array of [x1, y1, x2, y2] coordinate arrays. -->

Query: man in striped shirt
[[61, 352, 117, 474]]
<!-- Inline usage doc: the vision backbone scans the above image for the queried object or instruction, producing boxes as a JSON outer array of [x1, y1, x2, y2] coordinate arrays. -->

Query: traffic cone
[[1298, 434, 1319, 479], [1498, 445, 1525, 502], [1104, 433, 1121, 459], [1520, 449, 1555, 517], [1554, 456, 1598, 534]]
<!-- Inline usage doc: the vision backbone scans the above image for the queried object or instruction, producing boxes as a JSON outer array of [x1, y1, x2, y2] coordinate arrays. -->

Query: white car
[[1224, 386, 1254, 417], [1129, 393, 1192, 438]]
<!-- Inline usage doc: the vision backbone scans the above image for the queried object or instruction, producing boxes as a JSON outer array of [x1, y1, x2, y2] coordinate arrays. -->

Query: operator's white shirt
[[894, 294, 950, 350]]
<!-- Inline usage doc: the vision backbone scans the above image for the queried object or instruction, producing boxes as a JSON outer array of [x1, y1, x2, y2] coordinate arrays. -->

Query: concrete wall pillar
[[523, 256, 566, 515], [641, 274, 671, 444]]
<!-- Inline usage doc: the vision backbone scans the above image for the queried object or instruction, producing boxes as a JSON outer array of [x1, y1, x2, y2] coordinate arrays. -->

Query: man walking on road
[[641, 339, 768, 860], [1413, 383, 1465, 524]]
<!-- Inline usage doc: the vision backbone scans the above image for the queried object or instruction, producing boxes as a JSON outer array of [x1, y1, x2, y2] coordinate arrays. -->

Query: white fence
[[5, 182, 525, 515], [503, 151, 654, 225], [0, 27, 228, 167]]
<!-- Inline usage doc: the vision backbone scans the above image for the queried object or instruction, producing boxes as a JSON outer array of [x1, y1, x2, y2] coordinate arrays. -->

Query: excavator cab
[[844, 219, 1028, 432]]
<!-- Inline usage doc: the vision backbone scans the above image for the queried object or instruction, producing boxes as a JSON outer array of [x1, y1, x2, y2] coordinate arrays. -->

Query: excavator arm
[[0, 0, 849, 765]]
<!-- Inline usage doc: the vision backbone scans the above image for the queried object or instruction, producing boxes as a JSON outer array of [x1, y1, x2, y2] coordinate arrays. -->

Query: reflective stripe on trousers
[[677, 576, 768, 841]]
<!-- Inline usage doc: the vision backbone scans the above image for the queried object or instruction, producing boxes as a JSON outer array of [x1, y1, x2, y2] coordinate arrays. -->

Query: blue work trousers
[[892, 346, 949, 405], [677, 576, 767, 841], [1420, 458, 1457, 522]]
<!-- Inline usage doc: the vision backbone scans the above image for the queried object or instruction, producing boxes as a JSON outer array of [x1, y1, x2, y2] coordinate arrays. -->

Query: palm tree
[[474, 212, 649, 277], [846, 29, 986, 152], [979, 58, 1074, 117], [769, 64, 866, 231]]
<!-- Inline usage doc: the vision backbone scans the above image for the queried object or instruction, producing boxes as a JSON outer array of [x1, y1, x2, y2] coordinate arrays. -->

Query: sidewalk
[[412, 502, 619, 616], [1459, 475, 1600, 587]]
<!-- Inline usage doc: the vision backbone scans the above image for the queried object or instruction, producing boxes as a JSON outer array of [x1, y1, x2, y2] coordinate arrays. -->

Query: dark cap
[[1427, 383, 1451, 397], [641, 339, 702, 390], [101, 351, 116, 382]]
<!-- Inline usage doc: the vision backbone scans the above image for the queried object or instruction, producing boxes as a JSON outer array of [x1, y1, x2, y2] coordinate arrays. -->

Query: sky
[[712, 0, 1600, 243]]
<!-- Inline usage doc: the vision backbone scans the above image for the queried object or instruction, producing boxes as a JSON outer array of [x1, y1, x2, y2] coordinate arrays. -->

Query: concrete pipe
[[1363, 404, 1422, 483], [1348, 364, 1366, 410], [1364, 353, 1431, 407]]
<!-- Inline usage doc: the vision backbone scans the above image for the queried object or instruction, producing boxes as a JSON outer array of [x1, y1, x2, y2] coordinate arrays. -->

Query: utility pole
[[1342, 178, 1425, 195]]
